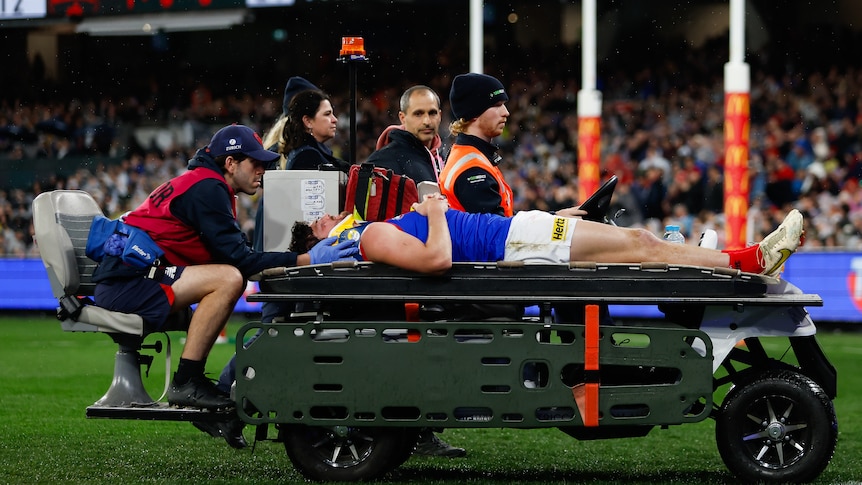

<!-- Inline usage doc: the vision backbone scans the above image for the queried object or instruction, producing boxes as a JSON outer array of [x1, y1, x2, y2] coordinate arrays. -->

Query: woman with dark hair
[[204, 80, 352, 449], [283, 89, 350, 172]]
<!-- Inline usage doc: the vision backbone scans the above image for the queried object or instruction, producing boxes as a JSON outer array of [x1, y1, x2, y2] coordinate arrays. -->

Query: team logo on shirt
[[337, 228, 361, 243], [552, 217, 568, 241]]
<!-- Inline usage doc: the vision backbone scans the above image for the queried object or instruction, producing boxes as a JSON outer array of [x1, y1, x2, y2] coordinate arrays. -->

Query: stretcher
[[234, 261, 836, 483]]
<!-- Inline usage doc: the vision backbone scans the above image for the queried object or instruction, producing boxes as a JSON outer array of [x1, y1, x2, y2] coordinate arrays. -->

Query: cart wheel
[[282, 425, 413, 481], [384, 427, 421, 470], [715, 369, 837, 483]]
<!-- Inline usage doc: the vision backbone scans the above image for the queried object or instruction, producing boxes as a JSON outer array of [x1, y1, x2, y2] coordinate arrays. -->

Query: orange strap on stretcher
[[404, 302, 420, 322], [574, 304, 600, 427]]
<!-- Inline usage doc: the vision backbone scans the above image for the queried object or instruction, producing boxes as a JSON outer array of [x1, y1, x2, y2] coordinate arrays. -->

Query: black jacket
[[365, 129, 438, 183], [286, 133, 350, 172]]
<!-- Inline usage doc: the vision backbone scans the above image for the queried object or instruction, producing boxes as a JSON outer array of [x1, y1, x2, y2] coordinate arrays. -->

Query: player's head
[[289, 212, 351, 253]]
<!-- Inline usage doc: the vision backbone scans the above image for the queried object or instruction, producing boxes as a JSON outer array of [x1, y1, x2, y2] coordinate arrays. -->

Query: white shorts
[[503, 211, 578, 263]]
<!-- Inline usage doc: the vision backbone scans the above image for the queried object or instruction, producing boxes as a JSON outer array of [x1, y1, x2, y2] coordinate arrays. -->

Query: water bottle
[[663, 224, 685, 244]]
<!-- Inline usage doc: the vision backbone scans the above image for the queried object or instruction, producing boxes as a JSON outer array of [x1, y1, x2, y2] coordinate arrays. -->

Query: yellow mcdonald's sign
[[724, 194, 747, 219], [725, 173, 735, 193], [726, 93, 750, 117], [578, 116, 601, 206], [579, 162, 599, 180], [724, 93, 750, 250], [579, 118, 600, 137], [725, 146, 748, 169], [724, 119, 749, 144]]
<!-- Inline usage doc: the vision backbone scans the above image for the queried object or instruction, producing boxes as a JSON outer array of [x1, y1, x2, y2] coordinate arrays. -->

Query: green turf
[[0, 314, 859, 484]]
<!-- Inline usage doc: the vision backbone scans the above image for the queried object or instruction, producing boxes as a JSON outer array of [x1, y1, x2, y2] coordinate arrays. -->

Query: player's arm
[[360, 196, 452, 275]]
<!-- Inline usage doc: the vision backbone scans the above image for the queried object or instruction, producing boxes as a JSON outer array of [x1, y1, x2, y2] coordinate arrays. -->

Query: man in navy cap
[[92, 124, 357, 415], [201, 78, 325, 448]]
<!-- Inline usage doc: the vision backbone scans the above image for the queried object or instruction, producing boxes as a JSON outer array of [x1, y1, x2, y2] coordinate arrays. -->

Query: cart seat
[[32, 190, 190, 409], [33, 190, 145, 335]]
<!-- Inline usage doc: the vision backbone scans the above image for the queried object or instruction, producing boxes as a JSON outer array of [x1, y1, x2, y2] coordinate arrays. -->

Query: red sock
[[723, 246, 761, 273]]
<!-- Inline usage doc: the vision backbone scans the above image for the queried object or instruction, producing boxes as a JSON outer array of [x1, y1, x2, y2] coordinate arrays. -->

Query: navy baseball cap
[[208, 124, 279, 163]]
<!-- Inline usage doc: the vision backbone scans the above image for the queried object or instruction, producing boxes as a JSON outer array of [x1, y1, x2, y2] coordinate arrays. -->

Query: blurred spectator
[[4, 41, 862, 256]]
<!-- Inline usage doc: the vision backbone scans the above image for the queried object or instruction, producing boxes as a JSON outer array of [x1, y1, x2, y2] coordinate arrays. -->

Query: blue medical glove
[[308, 236, 359, 264]]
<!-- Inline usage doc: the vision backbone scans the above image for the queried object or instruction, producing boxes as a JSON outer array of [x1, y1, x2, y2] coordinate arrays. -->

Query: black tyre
[[715, 369, 837, 483], [282, 425, 414, 481], [385, 428, 421, 470]]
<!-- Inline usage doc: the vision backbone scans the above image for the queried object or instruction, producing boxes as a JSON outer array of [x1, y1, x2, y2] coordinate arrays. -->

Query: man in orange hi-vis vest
[[439, 73, 516, 217]]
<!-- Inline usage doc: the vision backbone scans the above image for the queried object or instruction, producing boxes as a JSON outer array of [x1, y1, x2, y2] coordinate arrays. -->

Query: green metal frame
[[235, 320, 713, 429]]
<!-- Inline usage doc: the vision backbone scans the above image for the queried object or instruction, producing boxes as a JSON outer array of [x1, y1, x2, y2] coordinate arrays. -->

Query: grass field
[[0, 313, 860, 484]]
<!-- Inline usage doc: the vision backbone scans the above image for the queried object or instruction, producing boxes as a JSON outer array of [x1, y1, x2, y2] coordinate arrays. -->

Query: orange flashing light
[[340, 37, 366, 57]]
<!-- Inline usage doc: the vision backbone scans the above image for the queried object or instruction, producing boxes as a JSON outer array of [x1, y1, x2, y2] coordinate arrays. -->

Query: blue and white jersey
[[384, 210, 512, 262]]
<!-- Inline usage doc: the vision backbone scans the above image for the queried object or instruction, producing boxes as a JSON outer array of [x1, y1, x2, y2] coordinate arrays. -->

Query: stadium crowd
[[2, 40, 862, 258]]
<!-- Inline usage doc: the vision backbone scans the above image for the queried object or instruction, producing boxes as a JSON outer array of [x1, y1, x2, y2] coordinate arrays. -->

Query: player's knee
[[206, 265, 244, 300], [223, 266, 245, 296], [631, 227, 662, 248]]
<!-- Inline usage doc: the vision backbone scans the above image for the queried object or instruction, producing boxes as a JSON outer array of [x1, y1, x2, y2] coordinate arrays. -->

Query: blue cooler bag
[[86, 215, 164, 268]]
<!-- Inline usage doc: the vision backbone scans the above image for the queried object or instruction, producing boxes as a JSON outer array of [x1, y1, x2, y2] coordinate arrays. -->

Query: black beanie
[[449, 73, 509, 121], [283, 76, 320, 115]]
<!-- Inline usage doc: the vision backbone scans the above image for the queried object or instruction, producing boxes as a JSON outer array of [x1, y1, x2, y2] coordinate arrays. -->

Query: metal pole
[[723, 0, 750, 250], [470, 0, 483, 73], [349, 63, 357, 164], [729, 0, 745, 63], [581, 0, 596, 92], [577, 0, 602, 204], [337, 36, 369, 165]]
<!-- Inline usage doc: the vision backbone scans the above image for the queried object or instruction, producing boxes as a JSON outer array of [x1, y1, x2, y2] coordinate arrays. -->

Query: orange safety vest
[[439, 144, 514, 217]]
